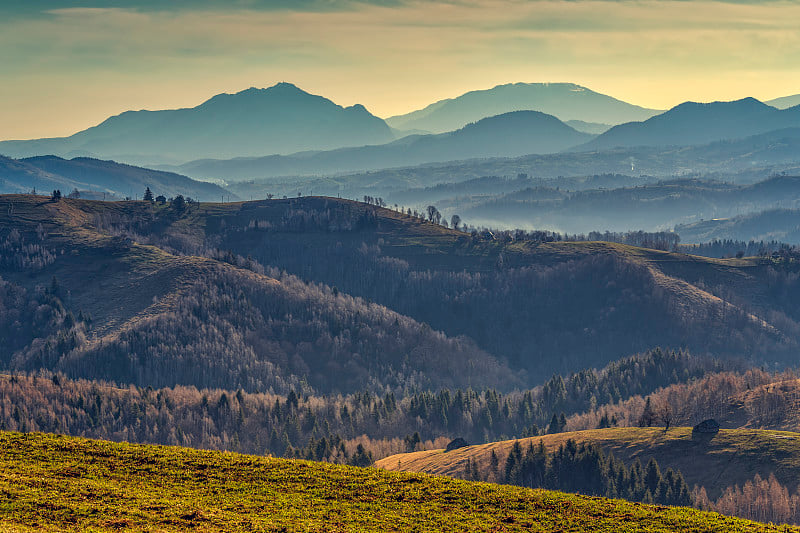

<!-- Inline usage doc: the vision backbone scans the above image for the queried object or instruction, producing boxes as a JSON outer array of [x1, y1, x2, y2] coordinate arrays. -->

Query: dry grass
[[377, 427, 800, 499]]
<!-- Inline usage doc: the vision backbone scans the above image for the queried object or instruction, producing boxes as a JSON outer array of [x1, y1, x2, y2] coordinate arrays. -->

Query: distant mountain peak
[[463, 109, 560, 128], [200, 82, 315, 107], [579, 96, 800, 151], [273, 81, 301, 89], [0, 82, 394, 164], [346, 103, 369, 113], [386, 82, 659, 133], [670, 97, 770, 112]]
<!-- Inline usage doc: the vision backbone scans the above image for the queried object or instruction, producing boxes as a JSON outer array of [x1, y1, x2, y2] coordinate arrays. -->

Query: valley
[[4, 66, 800, 530]]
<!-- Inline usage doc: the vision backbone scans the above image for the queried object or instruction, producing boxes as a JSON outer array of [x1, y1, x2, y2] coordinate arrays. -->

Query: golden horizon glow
[[2, 1, 800, 139]]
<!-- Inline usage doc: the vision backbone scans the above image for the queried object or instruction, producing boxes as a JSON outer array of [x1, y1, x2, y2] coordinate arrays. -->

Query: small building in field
[[692, 419, 720, 434]]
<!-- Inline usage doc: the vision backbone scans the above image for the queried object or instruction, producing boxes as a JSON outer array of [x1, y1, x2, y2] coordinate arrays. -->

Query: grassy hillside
[[0, 431, 793, 532], [377, 427, 800, 499]]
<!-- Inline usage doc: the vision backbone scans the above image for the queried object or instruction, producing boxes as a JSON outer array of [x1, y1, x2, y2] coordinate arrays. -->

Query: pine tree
[[547, 413, 561, 434], [638, 397, 656, 427]]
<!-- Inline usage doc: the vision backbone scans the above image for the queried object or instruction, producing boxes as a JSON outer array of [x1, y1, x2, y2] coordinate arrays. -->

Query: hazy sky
[[2, 0, 800, 139]]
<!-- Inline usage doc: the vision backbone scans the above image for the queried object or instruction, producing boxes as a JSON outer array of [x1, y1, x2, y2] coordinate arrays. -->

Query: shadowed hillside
[[2, 194, 799, 387], [0, 195, 512, 394]]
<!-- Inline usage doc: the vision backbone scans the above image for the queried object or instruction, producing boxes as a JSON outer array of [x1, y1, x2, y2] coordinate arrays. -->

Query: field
[[376, 427, 800, 498], [0, 432, 797, 532]]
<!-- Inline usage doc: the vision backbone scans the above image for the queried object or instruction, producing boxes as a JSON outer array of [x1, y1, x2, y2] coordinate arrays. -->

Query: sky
[[2, 0, 800, 139]]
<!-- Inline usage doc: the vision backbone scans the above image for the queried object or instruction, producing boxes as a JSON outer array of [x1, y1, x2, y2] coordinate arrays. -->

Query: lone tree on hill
[[143, 187, 154, 203]]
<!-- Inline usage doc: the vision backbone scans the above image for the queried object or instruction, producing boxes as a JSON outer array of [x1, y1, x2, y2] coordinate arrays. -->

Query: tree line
[[0, 349, 724, 461], [498, 439, 693, 507]]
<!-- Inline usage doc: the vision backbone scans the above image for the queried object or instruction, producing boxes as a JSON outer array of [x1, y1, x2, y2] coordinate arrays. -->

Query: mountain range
[[4, 82, 800, 186], [386, 82, 660, 133], [0, 83, 394, 165], [169, 111, 593, 180], [170, 95, 800, 182], [582, 98, 800, 151]]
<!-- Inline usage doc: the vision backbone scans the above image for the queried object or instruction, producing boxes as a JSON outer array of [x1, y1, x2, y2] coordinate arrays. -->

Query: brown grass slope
[[376, 427, 800, 499]]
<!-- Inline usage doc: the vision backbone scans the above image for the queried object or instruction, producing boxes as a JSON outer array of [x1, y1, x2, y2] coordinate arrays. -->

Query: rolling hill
[[377, 427, 800, 499], [170, 110, 594, 180], [221, 127, 800, 205], [0, 196, 800, 389], [0, 155, 231, 201], [581, 98, 800, 151], [3, 194, 800, 390], [1, 432, 786, 533], [0, 83, 395, 165], [566, 119, 613, 134], [676, 208, 800, 244], [385, 82, 660, 133], [460, 176, 800, 234], [0, 194, 513, 394], [768, 94, 800, 110]]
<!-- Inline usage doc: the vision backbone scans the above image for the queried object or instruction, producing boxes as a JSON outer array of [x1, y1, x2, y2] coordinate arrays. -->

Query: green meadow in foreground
[[0, 432, 797, 532]]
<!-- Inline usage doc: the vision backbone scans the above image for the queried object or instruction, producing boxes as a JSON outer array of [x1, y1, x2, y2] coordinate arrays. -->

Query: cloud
[[1, 0, 408, 18]]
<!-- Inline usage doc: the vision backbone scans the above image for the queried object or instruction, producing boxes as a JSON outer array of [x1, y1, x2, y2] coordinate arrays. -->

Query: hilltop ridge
[[1, 194, 799, 390]]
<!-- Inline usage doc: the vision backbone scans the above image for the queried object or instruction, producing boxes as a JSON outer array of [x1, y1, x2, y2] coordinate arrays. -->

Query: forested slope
[[0, 195, 511, 394], [0, 349, 717, 460], [378, 427, 800, 498], [1, 194, 799, 388]]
